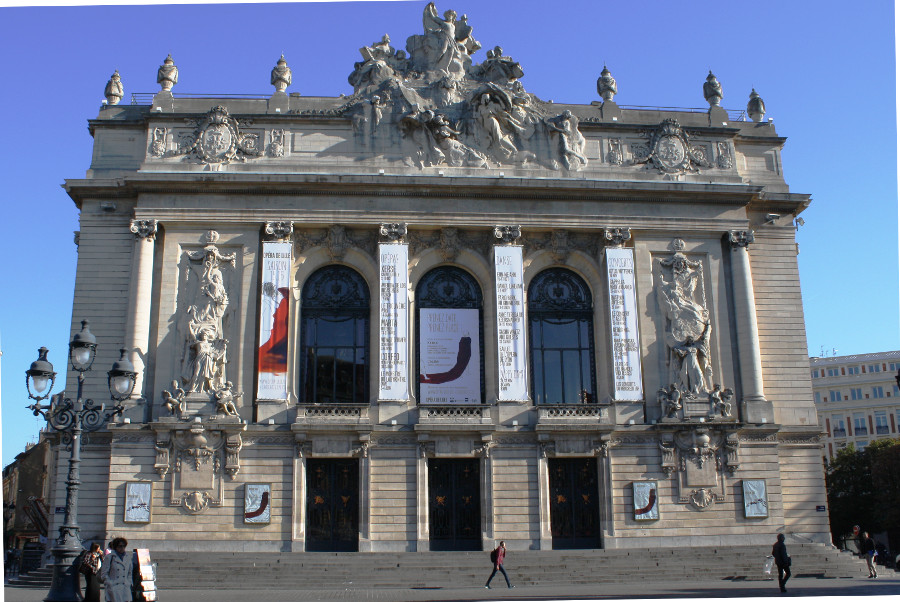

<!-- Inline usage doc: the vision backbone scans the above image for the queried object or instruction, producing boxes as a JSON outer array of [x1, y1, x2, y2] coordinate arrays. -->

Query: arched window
[[300, 266, 370, 404], [416, 267, 484, 404], [528, 268, 596, 404]]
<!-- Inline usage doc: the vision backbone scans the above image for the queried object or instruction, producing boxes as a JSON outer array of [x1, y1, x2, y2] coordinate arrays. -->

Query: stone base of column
[[741, 396, 774, 424]]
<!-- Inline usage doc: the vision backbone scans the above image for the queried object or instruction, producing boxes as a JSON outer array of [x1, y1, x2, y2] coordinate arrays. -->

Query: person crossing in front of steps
[[772, 533, 791, 593], [485, 541, 515, 589], [862, 532, 878, 578]]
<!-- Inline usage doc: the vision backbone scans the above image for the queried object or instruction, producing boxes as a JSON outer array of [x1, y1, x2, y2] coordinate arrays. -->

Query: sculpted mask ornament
[[104, 70, 124, 105], [656, 245, 714, 399], [176, 106, 261, 165], [157, 54, 178, 92]]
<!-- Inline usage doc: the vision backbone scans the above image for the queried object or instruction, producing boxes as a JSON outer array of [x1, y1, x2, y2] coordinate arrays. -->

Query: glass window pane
[[543, 318, 579, 349], [315, 351, 335, 402], [563, 350, 581, 403], [532, 349, 544, 404], [581, 350, 593, 403], [318, 316, 355, 347], [578, 319, 590, 349], [543, 350, 563, 404]]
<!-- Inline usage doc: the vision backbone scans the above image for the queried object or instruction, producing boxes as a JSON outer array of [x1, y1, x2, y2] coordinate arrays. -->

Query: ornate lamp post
[[25, 320, 136, 602]]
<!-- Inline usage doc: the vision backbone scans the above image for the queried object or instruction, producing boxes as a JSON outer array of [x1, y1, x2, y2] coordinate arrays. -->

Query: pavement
[[4, 575, 900, 602]]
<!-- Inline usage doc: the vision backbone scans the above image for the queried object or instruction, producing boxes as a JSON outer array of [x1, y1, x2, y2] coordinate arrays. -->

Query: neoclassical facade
[[54, 4, 827, 553]]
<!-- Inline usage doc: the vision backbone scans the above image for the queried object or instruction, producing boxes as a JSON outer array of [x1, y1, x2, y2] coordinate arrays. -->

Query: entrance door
[[306, 458, 359, 551], [428, 459, 481, 551], [548, 457, 601, 549]]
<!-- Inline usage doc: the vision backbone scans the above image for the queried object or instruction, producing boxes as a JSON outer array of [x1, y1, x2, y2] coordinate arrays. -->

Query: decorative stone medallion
[[176, 106, 261, 165], [634, 119, 708, 175]]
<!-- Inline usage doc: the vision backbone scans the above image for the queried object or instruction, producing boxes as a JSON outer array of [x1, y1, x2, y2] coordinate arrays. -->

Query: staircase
[[144, 544, 869, 590], [5, 565, 54, 589]]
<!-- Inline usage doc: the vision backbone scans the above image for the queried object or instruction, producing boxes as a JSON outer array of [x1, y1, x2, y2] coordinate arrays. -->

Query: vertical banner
[[379, 243, 409, 400], [257, 241, 291, 400], [419, 308, 481, 404], [606, 247, 643, 401], [494, 246, 528, 400]]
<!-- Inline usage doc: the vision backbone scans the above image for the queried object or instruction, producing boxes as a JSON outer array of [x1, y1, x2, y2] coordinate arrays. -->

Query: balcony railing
[[832, 428, 846, 438], [876, 425, 890, 435], [854, 427, 868, 436]]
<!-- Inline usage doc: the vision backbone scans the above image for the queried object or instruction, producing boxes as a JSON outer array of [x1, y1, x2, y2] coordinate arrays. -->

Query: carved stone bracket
[[539, 440, 556, 458], [296, 441, 313, 458], [154, 434, 171, 478], [224, 433, 243, 479], [727, 230, 755, 249], [417, 441, 435, 458], [603, 228, 631, 248], [130, 219, 159, 241], [380, 223, 408, 243], [474, 438, 496, 458], [263, 221, 293, 241], [591, 437, 610, 458], [493, 225, 522, 245], [658, 432, 676, 477], [351, 437, 372, 458], [724, 432, 739, 474]]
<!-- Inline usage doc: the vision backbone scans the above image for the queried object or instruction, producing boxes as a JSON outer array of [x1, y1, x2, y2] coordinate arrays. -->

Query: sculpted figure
[[472, 91, 520, 161], [674, 323, 710, 396], [658, 383, 682, 418], [709, 384, 733, 418], [420, 3, 467, 78], [430, 113, 488, 167], [479, 46, 525, 84], [455, 14, 481, 55], [162, 380, 186, 416], [214, 381, 241, 417], [546, 110, 587, 170], [187, 329, 228, 393], [401, 109, 443, 167]]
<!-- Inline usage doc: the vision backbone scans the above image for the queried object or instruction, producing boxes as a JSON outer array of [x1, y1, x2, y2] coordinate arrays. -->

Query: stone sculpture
[[658, 384, 683, 419], [271, 55, 292, 94], [157, 54, 178, 92], [703, 71, 723, 107], [104, 70, 124, 105], [181, 232, 235, 395], [214, 382, 241, 417], [656, 245, 714, 399], [161, 380, 186, 417], [343, 3, 588, 172], [708, 385, 734, 418], [747, 89, 766, 122]]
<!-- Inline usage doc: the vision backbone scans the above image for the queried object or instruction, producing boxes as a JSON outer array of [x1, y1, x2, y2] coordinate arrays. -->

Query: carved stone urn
[[747, 89, 766, 122], [597, 65, 617, 102], [104, 70, 124, 105], [157, 54, 178, 92], [271, 55, 292, 94], [703, 71, 723, 107]]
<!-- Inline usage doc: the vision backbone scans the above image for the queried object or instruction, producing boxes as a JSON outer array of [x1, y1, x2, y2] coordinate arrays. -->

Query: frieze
[[407, 228, 491, 261], [522, 230, 600, 263], [492, 434, 536, 446], [244, 435, 294, 445], [372, 435, 417, 446], [295, 226, 377, 261], [777, 435, 823, 445], [738, 433, 778, 443], [111, 434, 155, 443]]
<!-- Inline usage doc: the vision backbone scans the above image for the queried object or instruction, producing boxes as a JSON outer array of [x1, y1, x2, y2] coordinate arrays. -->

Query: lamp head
[[108, 348, 137, 401], [69, 320, 97, 372], [26, 346, 56, 401]]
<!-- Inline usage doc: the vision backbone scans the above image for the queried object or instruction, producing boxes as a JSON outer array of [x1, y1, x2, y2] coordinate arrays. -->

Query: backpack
[[489, 548, 498, 564]]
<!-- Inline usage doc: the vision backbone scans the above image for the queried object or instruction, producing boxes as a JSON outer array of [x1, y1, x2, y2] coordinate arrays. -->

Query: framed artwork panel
[[244, 483, 271, 524], [124, 481, 152, 523], [742, 479, 768, 518], [633, 481, 659, 521]]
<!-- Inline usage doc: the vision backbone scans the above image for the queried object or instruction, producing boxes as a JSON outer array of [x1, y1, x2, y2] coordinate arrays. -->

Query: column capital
[[493, 225, 521, 245], [263, 221, 293, 241], [727, 230, 754, 249], [379, 222, 407, 243], [603, 227, 632, 247], [130, 219, 158, 241]]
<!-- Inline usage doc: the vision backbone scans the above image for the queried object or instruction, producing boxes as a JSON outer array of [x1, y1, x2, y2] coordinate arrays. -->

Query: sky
[[0, 0, 897, 468]]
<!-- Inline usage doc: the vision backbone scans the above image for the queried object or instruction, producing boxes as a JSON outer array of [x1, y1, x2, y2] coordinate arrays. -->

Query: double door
[[306, 458, 359, 552], [428, 459, 482, 551], [548, 457, 601, 549]]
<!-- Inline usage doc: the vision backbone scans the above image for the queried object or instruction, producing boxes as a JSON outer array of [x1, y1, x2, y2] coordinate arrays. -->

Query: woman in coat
[[100, 537, 134, 602], [79, 542, 104, 602]]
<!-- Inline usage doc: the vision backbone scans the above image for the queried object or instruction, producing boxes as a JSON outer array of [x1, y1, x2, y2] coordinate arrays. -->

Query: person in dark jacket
[[772, 533, 791, 592], [484, 541, 514, 589], [862, 532, 877, 578]]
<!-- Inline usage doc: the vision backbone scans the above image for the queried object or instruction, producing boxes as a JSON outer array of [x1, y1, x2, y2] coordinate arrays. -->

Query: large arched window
[[300, 265, 370, 404], [528, 268, 596, 404], [416, 267, 484, 404]]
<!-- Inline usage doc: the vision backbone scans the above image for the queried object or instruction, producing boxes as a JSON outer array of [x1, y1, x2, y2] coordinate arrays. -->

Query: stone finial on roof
[[747, 89, 766, 122], [104, 70, 124, 105], [703, 71, 723, 107], [271, 55, 292, 94], [157, 54, 178, 92], [597, 65, 617, 103]]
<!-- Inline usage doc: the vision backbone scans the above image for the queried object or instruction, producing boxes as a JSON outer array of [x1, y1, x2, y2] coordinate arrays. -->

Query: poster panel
[[494, 246, 528, 401], [379, 243, 409, 400], [124, 482, 152, 523], [419, 308, 481, 404], [633, 481, 658, 521], [244, 483, 272, 524], [742, 479, 768, 518], [257, 241, 292, 400], [606, 248, 643, 401]]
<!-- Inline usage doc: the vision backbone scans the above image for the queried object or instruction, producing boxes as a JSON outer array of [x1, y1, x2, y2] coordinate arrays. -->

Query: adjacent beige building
[[811, 351, 900, 460], [49, 5, 828, 554]]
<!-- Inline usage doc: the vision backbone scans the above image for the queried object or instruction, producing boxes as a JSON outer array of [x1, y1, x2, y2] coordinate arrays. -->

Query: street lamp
[[25, 319, 136, 602]]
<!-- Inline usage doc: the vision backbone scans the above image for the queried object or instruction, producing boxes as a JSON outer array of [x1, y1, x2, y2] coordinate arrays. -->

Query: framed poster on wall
[[633, 481, 658, 521], [244, 483, 272, 524], [742, 479, 768, 518], [124, 482, 152, 523], [419, 308, 481, 404]]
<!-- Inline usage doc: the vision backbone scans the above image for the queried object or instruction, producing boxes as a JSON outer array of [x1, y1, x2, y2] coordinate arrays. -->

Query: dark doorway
[[548, 457, 601, 549], [428, 459, 482, 551], [306, 458, 359, 551]]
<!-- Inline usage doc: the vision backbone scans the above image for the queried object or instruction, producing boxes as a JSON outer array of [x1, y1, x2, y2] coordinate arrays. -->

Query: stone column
[[536, 437, 553, 549], [292, 440, 310, 552], [125, 219, 158, 401], [727, 231, 773, 423], [356, 437, 372, 552], [479, 436, 495, 550], [415, 439, 431, 551]]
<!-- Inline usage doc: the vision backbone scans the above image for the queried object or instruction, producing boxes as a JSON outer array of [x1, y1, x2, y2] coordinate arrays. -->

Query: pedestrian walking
[[861, 531, 877, 578], [772, 533, 791, 593], [79, 542, 104, 602], [100, 537, 136, 602], [485, 541, 514, 589]]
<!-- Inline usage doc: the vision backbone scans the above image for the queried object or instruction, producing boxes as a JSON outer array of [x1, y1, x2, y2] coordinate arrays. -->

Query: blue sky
[[1, 0, 897, 467]]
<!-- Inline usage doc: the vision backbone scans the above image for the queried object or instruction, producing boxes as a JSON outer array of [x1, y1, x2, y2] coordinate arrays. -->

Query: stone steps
[[5, 566, 54, 588]]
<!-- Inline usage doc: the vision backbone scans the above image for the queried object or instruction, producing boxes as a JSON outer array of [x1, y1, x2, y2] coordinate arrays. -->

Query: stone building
[[811, 350, 900, 460], [53, 4, 827, 553]]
